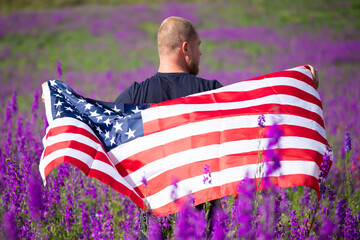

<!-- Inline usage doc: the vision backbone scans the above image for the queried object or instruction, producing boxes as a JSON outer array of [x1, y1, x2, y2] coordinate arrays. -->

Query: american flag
[[40, 65, 330, 216]]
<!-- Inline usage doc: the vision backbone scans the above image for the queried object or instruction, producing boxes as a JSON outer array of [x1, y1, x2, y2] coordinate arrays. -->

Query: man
[[41, 15, 319, 238]]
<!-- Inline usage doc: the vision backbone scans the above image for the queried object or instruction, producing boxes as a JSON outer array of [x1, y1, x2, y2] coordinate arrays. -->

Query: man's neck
[[158, 57, 188, 73]]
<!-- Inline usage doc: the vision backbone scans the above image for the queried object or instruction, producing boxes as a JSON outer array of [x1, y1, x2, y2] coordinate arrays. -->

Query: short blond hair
[[158, 16, 198, 54]]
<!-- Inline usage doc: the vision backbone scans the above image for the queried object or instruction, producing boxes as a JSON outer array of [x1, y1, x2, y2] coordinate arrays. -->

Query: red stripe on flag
[[143, 104, 325, 136], [44, 155, 90, 179], [118, 125, 326, 177], [134, 149, 323, 197], [43, 140, 113, 167], [150, 174, 319, 216], [156, 85, 321, 108], [46, 125, 103, 147]]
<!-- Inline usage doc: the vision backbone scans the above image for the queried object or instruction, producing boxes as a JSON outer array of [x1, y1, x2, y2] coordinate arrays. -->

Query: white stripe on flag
[[110, 114, 326, 163], [146, 160, 319, 209]]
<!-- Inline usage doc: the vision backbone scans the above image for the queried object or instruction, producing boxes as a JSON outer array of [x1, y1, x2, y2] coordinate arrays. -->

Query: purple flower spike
[[27, 164, 44, 221], [203, 164, 210, 174], [174, 206, 207, 239], [266, 122, 283, 149], [1, 209, 18, 240], [57, 60, 62, 78], [265, 122, 283, 176], [344, 207, 359, 239], [202, 164, 212, 185], [319, 146, 332, 187], [171, 176, 179, 202], [345, 129, 351, 152], [258, 114, 266, 129], [141, 176, 148, 186], [148, 217, 162, 240], [211, 207, 229, 240]]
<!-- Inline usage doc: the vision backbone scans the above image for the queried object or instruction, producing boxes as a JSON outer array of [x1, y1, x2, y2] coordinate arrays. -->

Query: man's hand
[[308, 65, 319, 89], [42, 82, 47, 103]]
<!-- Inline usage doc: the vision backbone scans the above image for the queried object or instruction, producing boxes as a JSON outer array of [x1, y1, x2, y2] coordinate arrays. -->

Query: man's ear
[[181, 41, 189, 55]]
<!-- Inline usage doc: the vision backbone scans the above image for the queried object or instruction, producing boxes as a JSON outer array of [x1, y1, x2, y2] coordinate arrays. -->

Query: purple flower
[[203, 164, 212, 185], [211, 207, 229, 240], [336, 198, 347, 237], [203, 164, 210, 174], [159, 214, 171, 228], [232, 178, 256, 239], [1, 209, 18, 240], [57, 60, 62, 78], [148, 217, 162, 240], [258, 113, 266, 128], [31, 90, 39, 123], [344, 207, 359, 239], [141, 175, 148, 186], [318, 218, 336, 240], [289, 210, 305, 239], [319, 146, 333, 198], [79, 202, 91, 240], [171, 176, 179, 202], [265, 122, 283, 176], [174, 205, 207, 239], [345, 129, 351, 152], [27, 164, 44, 221], [266, 122, 283, 149]]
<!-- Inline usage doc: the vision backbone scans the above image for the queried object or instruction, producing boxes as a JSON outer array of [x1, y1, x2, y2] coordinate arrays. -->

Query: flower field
[[0, 0, 359, 239]]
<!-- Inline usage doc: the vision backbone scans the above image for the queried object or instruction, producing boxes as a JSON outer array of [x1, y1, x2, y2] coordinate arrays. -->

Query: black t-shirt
[[114, 72, 223, 104]]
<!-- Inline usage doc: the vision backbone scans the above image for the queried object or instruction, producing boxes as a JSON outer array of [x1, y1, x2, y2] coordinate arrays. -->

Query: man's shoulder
[[114, 81, 141, 104], [194, 75, 223, 89]]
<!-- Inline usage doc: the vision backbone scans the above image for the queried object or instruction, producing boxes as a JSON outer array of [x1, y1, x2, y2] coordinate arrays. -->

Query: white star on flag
[[114, 121, 123, 132], [75, 114, 83, 120], [132, 106, 141, 114], [78, 98, 86, 103], [96, 116, 103, 122], [84, 103, 93, 110], [50, 80, 57, 86], [65, 107, 74, 112], [66, 89, 72, 95], [104, 118, 111, 127], [104, 109, 112, 115], [110, 137, 116, 146], [56, 110, 62, 117], [125, 128, 136, 139], [104, 130, 110, 140], [90, 110, 100, 117], [54, 101, 63, 108], [96, 126, 103, 134], [112, 105, 120, 112]]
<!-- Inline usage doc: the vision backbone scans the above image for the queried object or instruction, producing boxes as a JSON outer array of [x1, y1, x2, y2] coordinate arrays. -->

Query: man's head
[[157, 17, 201, 75]]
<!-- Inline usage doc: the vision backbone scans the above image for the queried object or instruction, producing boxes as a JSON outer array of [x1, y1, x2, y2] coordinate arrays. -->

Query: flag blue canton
[[48, 80, 150, 151]]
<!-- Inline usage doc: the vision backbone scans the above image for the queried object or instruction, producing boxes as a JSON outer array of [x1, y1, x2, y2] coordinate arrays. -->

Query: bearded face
[[188, 55, 199, 75], [187, 41, 201, 75]]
